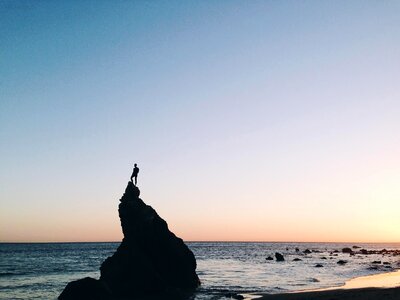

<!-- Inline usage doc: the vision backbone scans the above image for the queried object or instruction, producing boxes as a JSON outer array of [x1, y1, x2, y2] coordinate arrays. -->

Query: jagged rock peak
[[100, 182, 200, 298], [120, 181, 140, 202], [59, 181, 200, 300]]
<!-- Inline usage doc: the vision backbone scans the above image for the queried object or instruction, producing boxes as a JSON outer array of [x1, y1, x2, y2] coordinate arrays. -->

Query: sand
[[257, 287, 400, 300], [255, 270, 400, 300]]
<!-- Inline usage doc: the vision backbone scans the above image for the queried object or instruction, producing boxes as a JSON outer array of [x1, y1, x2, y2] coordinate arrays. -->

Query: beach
[[257, 270, 400, 300], [258, 287, 400, 300]]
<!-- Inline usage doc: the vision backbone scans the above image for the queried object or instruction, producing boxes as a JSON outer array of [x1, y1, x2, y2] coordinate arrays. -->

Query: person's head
[[134, 163, 137, 167]]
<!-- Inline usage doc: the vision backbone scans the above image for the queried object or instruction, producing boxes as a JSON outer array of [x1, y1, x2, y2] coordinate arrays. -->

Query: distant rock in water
[[59, 182, 200, 300], [385, 265, 393, 269], [293, 258, 302, 262], [275, 252, 284, 261], [372, 260, 382, 264], [342, 247, 353, 254]]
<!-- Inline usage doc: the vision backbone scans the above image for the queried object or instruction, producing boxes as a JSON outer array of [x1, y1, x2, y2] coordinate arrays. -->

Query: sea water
[[1, 242, 399, 299]]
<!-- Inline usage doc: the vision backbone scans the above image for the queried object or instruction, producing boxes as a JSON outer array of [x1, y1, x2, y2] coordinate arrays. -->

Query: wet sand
[[257, 287, 400, 300], [256, 270, 400, 300]]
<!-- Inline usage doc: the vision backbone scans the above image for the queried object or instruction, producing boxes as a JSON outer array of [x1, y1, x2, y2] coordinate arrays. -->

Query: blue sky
[[1, 1, 400, 242]]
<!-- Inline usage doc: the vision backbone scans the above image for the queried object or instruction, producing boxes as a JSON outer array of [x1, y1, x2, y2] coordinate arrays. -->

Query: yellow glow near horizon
[[1, 162, 400, 243]]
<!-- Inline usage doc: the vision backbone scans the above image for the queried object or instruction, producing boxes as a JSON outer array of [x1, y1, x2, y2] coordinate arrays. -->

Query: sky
[[1, 1, 400, 243]]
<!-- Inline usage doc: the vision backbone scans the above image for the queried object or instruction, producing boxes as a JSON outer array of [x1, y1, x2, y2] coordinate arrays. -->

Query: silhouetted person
[[130, 163, 139, 185]]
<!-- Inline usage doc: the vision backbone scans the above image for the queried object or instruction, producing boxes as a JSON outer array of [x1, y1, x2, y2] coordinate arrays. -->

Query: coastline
[[256, 287, 400, 300], [2, 242, 399, 299], [253, 270, 400, 300]]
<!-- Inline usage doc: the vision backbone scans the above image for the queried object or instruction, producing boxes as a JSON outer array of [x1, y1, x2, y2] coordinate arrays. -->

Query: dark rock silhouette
[[303, 249, 311, 254], [337, 260, 347, 265], [59, 277, 112, 300], [59, 182, 200, 299], [293, 258, 302, 262], [275, 252, 284, 261], [315, 264, 323, 268], [101, 182, 200, 298], [356, 248, 400, 256], [266, 256, 274, 261], [372, 260, 382, 264], [224, 292, 245, 300], [385, 265, 393, 269], [342, 247, 353, 254]]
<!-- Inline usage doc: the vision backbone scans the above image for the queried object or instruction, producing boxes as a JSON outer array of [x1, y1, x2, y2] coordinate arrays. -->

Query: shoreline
[[255, 287, 400, 300], [251, 270, 400, 300]]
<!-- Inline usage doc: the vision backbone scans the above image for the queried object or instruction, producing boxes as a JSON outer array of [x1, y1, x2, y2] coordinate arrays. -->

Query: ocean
[[1, 242, 399, 299]]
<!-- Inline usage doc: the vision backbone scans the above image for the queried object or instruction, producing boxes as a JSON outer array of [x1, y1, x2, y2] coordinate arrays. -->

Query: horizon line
[[1, 240, 400, 244]]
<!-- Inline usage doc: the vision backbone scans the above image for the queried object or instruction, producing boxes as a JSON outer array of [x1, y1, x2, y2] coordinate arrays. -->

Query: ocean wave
[[0, 272, 27, 277]]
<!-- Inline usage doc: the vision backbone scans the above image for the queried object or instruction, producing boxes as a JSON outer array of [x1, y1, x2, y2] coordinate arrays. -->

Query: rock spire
[[59, 182, 200, 300]]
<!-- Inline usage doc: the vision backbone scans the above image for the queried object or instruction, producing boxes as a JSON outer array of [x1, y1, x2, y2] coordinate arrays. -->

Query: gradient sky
[[1, 1, 400, 243]]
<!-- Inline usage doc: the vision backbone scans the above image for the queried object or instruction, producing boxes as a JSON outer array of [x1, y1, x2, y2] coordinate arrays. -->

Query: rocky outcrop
[[293, 258, 302, 262], [275, 252, 284, 261], [59, 277, 112, 300], [59, 182, 200, 299], [342, 247, 353, 254], [100, 182, 200, 298]]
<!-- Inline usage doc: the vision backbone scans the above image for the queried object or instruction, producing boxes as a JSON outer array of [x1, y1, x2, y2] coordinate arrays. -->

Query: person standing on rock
[[130, 163, 139, 185]]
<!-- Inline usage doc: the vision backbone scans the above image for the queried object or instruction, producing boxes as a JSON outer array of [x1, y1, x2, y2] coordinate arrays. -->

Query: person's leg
[[135, 176, 137, 185]]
